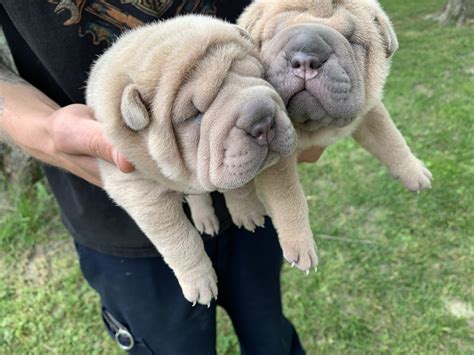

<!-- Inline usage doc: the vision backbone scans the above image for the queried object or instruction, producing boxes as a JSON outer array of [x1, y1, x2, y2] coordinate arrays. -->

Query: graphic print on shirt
[[47, 0, 217, 45]]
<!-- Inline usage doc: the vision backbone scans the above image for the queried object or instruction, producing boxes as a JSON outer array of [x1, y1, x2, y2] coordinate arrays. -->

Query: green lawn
[[1, 0, 473, 353]]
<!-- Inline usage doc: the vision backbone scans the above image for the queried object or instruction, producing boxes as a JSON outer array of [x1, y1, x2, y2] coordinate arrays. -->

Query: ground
[[0, 0, 473, 353]]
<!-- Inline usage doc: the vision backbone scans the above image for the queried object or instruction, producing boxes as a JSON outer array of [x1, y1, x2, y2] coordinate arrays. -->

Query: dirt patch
[[0, 240, 76, 286], [464, 66, 474, 76], [414, 84, 434, 97], [444, 298, 474, 328]]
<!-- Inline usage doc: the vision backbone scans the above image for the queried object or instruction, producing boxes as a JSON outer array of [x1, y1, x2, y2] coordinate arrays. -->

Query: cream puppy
[[86, 15, 297, 305]]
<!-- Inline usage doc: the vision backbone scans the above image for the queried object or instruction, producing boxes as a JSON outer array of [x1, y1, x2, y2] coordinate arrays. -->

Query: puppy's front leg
[[255, 156, 318, 273], [101, 166, 217, 306], [353, 102, 432, 192]]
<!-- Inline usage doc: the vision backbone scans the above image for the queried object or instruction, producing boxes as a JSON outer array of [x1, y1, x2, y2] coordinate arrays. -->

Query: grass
[[1, 0, 473, 353]]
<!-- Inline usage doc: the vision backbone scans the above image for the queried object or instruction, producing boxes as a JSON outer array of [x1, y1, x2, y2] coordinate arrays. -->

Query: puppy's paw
[[281, 238, 318, 274], [228, 196, 267, 232], [232, 210, 266, 232], [224, 184, 268, 232], [186, 194, 220, 236], [180, 267, 218, 307], [193, 213, 220, 236], [392, 157, 433, 192]]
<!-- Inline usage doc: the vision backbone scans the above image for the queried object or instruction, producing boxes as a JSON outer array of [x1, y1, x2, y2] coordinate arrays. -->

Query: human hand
[[47, 104, 134, 186], [297, 146, 325, 163], [3, 101, 134, 187]]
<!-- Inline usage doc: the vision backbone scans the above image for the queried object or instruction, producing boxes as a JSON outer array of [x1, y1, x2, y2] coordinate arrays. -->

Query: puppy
[[238, 0, 432, 192], [86, 15, 297, 305], [189, 0, 433, 273]]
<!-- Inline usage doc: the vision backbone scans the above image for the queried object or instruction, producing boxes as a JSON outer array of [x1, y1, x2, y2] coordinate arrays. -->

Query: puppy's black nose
[[290, 53, 326, 80], [247, 116, 275, 146]]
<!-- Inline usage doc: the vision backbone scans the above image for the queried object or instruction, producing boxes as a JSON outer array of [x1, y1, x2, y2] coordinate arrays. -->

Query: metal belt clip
[[115, 327, 135, 351], [102, 308, 135, 351]]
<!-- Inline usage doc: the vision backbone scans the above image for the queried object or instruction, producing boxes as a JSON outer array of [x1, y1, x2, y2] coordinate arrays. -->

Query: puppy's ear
[[232, 25, 255, 45], [374, 12, 399, 58], [120, 84, 150, 131], [237, 2, 265, 45]]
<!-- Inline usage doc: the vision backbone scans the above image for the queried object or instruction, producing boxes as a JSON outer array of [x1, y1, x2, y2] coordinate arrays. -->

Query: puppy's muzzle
[[287, 31, 332, 81], [268, 24, 364, 130], [236, 94, 277, 146], [246, 116, 275, 146]]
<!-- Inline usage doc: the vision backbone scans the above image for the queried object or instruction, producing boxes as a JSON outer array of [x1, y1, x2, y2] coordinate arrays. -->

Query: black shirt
[[0, 0, 251, 257]]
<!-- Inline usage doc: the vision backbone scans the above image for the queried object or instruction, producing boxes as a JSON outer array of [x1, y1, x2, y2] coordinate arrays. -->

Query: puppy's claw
[[305, 269, 310, 276], [182, 267, 217, 308], [314, 266, 318, 273], [207, 302, 211, 308], [231, 211, 266, 233], [192, 215, 220, 236], [291, 261, 296, 268]]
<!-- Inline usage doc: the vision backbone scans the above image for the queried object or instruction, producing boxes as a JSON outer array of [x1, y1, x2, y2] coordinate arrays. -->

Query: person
[[0, 1, 324, 354]]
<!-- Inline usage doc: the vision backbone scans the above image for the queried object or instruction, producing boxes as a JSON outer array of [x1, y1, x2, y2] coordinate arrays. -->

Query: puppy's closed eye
[[185, 111, 204, 124]]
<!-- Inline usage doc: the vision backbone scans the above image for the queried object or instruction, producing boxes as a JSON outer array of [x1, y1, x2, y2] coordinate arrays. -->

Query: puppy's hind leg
[[186, 193, 220, 236], [223, 182, 267, 232]]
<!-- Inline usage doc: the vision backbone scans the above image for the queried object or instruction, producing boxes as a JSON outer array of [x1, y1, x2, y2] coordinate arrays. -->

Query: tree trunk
[[0, 144, 42, 186], [429, 0, 474, 25]]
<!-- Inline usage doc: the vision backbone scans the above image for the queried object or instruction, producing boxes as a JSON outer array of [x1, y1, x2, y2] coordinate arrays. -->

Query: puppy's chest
[[296, 121, 359, 150]]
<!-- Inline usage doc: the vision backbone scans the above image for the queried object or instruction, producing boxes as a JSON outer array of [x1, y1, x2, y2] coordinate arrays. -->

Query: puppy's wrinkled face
[[170, 43, 296, 191], [120, 19, 296, 192], [239, 0, 398, 132]]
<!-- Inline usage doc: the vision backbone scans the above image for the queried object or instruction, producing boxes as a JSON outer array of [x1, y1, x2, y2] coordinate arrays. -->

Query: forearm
[[0, 60, 134, 186], [0, 62, 59, 159]]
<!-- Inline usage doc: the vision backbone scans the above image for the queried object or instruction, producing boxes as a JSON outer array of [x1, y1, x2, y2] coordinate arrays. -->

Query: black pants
[[75, 218, 305, 355]]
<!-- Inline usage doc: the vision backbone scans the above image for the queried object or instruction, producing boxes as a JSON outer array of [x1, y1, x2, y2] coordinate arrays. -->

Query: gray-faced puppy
[[86, 15, 296, 305], [239, 0, 432, 191], [212, 0, 433, 272]]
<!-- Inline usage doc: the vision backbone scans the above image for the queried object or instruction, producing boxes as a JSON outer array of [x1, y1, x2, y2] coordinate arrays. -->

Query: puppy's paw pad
[[282, 240, 318, 272]]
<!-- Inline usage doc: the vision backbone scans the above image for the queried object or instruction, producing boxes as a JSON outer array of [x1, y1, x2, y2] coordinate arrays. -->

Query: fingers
[[58, 119, 111, 160], [112, 148, 135, 173], [59, 154, 103, 187], [84, 121, 134, 173], [51, 106, 134, 173]]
